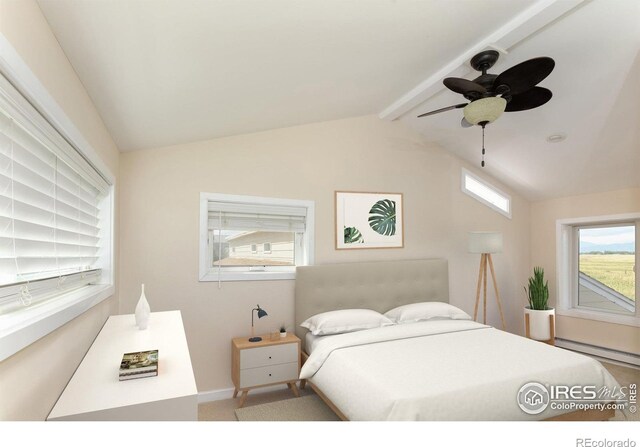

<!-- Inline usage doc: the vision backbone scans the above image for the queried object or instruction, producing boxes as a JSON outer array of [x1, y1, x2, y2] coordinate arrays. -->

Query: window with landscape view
[[557, 216, 638, 325], [577, 225, 635, 315]]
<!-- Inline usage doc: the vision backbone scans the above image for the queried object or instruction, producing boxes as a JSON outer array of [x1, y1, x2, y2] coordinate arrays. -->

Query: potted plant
[[524, 267, 555, 341], [279, 325, 287, 338]]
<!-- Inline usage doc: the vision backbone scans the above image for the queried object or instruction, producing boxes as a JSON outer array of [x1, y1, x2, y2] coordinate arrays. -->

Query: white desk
[[47, 311, 198, 421]]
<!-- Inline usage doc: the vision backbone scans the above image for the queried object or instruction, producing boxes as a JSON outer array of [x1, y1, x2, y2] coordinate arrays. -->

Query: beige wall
[[0, 0, 120, 420], [120, 114, 531, 394], [530, 187, 640, 354]]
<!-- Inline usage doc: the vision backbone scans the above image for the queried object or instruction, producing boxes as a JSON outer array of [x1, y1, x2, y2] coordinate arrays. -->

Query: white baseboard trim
[[198, 383, 294, 404], [555, 338, 640, 368]]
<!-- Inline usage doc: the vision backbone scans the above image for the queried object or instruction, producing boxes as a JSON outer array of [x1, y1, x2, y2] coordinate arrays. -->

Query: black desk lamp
[[249, 304, 268, 342]]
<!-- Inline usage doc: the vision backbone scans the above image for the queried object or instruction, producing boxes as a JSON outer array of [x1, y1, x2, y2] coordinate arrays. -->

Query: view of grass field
[[579, 254, 636, 300]]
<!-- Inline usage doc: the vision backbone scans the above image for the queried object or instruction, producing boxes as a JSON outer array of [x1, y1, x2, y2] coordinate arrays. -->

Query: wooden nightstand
[[231, 333, 301, 407]]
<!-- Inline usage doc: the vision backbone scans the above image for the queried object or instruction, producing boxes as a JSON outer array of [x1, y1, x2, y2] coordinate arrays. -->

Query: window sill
[[199, 271, 296, 282], [0, 284, 114, 361], [556, 307, 640, 327]]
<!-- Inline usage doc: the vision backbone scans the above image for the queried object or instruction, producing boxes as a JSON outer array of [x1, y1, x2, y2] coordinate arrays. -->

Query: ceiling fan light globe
[[463, 97, 507, 125]]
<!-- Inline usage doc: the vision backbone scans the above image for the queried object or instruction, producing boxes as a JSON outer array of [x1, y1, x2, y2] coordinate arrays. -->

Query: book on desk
[[119, 349, 158, 381]]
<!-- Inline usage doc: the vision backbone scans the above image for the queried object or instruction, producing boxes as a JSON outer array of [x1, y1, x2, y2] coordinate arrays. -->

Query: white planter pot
[[524, 307, 555, 341], [280, 332, 287, 338]]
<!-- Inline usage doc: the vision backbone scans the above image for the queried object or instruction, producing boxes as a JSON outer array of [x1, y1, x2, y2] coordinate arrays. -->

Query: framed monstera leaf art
[[335, 191, 404, 249]]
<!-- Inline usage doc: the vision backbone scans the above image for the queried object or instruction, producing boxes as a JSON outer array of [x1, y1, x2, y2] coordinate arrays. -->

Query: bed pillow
[[384, 302, 472, 324], [301, 309, 394, 336]]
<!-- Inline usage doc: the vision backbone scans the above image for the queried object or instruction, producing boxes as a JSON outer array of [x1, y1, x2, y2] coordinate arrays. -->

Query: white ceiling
[[37, 0, 640, 200], [37, 0, 536, 151]]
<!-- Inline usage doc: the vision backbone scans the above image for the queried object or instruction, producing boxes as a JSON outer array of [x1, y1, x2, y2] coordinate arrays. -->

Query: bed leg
[[300, 379, 307, 390]]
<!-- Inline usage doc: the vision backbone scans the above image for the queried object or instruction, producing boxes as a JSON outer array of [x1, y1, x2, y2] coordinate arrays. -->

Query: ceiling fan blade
[[461, 117, 473, 128], [504, 87, 552, 112], [443, 78, 486, 95], [494, 57, 555, 95], [417, 103, 467, 118]]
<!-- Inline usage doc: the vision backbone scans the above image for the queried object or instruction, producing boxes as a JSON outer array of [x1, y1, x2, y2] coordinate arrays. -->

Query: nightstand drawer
[[239, 362, 299, 388], [240, 343, 298, 369]]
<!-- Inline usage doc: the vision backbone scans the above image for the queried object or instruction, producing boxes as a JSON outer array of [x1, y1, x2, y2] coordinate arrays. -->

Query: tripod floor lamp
[[469, 231, 506, 330]]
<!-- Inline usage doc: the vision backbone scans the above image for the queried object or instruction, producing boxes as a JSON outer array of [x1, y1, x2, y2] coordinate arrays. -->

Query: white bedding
[[300, 320, 620, 421], [305, 332, 327, 354]]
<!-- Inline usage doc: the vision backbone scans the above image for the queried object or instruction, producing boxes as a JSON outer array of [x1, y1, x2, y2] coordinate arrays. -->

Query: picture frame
[[335, 191, 404, 250]]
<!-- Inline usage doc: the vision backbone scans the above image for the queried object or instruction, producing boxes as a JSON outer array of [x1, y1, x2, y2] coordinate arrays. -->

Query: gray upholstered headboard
[[294, 259, 449, 348]]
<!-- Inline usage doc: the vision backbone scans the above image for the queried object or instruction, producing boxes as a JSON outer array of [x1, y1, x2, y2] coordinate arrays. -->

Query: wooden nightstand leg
[[232, 388, 238, 398], [288, 382, 300, 398], [300, 379, 306, 390], [238, 390, 249, 408]]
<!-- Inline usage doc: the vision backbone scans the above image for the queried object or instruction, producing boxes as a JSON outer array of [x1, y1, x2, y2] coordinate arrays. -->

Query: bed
[[294, 259, 620, 421]]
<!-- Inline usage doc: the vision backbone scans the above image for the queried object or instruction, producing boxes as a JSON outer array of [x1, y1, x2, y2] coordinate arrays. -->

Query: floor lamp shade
[[468, 231, 503, 254], [469, 231, 506, 330]]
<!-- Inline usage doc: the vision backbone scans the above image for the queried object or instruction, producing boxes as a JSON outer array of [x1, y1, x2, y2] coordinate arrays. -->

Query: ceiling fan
[[417, 50, 555, 166]]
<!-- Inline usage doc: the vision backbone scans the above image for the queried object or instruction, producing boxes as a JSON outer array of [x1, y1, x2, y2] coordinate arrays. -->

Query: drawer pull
[[269, 356, 272, 359], [269, 374, 272, 377]]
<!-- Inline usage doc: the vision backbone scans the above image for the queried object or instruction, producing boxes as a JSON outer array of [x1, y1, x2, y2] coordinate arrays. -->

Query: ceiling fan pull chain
[[481, 124, 486, 167]]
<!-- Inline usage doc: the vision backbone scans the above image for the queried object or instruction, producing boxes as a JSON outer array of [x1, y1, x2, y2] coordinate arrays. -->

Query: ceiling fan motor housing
[[468, 51, 506, 100], [465, 74, 500, 101]]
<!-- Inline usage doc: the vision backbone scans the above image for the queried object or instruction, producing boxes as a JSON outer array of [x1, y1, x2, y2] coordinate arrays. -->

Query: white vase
[[280, 331, 287, 338], [524, 307, 555, 341], [135, 284, 150, 330]]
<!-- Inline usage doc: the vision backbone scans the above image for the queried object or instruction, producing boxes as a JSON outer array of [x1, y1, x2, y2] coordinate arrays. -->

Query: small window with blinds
[[0, 84, 110, 316], [199, 193, 314, 282]]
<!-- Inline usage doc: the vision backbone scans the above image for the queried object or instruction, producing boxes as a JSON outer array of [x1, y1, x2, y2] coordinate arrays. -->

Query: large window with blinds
[[0, 71, 113, 360], [199, 193, 314, 282]]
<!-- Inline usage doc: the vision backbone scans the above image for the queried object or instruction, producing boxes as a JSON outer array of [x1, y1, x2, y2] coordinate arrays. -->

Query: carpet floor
[[198, 386, 316, 421], [235, 394, 340, 421]]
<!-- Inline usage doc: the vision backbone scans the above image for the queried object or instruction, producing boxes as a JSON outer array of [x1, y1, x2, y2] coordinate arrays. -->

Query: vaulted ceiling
[[37, 0, 640, 200]]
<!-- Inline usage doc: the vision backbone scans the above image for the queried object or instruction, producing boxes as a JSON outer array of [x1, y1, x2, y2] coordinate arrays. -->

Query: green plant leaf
[[368, 199, 396, 236], [344, 226, 364, 244], [525, 266, 549, 310]]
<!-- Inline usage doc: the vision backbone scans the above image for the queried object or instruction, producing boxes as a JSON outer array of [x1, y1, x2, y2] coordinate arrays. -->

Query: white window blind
[[0, 105, 104, 308], [207, 201, 307, 232]]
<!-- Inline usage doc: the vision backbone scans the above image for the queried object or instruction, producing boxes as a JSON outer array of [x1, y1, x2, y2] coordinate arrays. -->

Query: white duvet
[[300, 320, 620, 420]]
